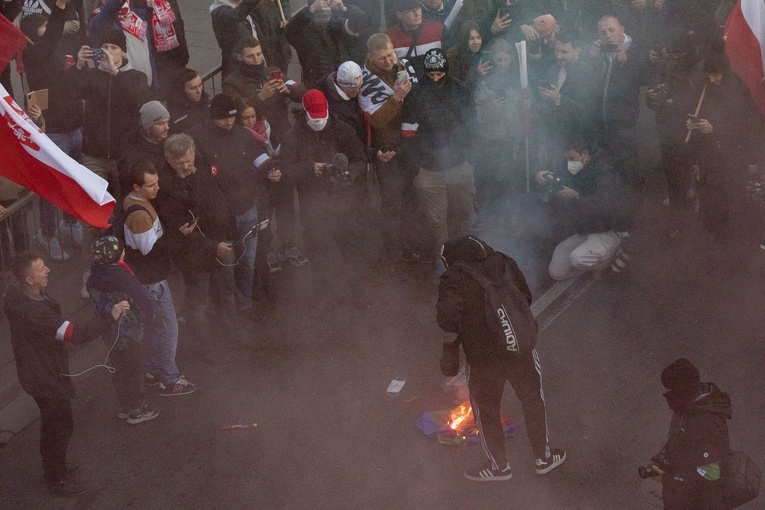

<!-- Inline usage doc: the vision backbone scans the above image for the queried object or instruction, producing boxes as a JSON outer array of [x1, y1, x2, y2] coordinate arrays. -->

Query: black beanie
[[20, 14, 48, 41], [95, 28, 128, 53], [209, 94, 238, 119], [661, 358, 700, 391], [441, 235, 490, 268], [423, 48, 448, 74]]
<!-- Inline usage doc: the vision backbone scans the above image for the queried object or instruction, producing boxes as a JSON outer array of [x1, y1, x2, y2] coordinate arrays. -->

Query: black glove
[[440, 342, 460, 377]]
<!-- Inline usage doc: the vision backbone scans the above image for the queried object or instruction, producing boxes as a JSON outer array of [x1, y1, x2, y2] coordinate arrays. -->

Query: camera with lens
[[653, 83, 669, 101], [539, 172, 564, 203], [320, 153, 353, 187], [638, 452, 668, 479]]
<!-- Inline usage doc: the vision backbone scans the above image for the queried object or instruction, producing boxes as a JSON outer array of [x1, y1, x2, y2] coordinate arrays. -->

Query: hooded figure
[[655, 359, 732, 510]]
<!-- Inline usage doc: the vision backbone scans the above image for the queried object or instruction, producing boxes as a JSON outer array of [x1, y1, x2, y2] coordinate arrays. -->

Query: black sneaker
[[535, 448, 566, 475], [126, 403, 160, 425], [47, 476, 87, 496], [158, 376, 197, 397], [464, 462, 513, 482], [144, 373, 159, 387]]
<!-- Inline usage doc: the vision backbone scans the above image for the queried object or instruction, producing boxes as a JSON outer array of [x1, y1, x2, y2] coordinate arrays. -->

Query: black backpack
[[104, 204, 150, 242], [721, 450, 761, 508], [452, 261, 538, 358]]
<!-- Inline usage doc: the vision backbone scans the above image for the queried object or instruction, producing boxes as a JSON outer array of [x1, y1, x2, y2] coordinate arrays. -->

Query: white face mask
[[307, 117, 328, 131], [567, 159, 584, 175]]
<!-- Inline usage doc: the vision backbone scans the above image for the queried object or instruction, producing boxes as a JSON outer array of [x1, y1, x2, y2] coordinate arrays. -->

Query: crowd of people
[[0, 0, 762, 500]]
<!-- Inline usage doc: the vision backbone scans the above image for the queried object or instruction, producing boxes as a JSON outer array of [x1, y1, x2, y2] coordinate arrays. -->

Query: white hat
[[336, 61, 363, 88]]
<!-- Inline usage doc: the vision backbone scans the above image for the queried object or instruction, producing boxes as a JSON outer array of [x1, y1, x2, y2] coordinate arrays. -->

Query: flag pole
[[685, 84, 707, 143], [515, 41, 530, 192], [276, 0, 286, 22]]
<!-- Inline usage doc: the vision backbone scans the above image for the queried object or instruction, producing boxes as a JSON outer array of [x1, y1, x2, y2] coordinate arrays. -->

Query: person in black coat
[[648, 359, 731, 510], [168, 68, 210, 134], [436, 235, 566, 482], [210, 0, 262, 77], [4, 252, 128, 495]]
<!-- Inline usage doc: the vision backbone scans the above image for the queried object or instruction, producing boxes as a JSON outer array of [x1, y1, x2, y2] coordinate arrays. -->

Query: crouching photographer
[[534, 137, 635, 280]]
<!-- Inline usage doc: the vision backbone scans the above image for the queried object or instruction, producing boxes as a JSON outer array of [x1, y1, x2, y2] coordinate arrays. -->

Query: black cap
[[95, 28, 127, 53], [661, 358, 700, 392], [441, 235, 490, 268], [394, 0, 420, 11]]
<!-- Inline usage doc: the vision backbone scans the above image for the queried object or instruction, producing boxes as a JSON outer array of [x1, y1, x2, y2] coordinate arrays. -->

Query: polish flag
[[0, 85, 115, 227], [0, 14, 27, 72], [725, 0, 765, 115]]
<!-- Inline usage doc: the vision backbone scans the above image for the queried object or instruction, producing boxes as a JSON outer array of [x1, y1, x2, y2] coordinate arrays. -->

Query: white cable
[[63, 314, 124, 378], [188, 208, 258, 268]]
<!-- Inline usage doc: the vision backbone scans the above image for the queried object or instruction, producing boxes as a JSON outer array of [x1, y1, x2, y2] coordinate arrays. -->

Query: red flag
[[725, 0, 765, 115], [0, 14, 28, 72], [0, 85, 115, 227]]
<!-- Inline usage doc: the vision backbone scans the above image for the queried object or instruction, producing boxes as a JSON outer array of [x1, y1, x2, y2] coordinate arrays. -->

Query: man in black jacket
[[537, 137, 634, 280], [168, 68, 210, 134], [210, 0, 262, 77], [436, 235, 566, 481], [401, 48, 475, 260], [118, 100, 172, 197], [186, 94, 265, 312], [648, 359, 731, 510], [4, 252, 128, 495]]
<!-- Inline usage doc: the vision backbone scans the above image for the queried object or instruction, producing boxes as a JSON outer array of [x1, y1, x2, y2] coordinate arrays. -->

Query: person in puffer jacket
[[87, 235, 159, 425]]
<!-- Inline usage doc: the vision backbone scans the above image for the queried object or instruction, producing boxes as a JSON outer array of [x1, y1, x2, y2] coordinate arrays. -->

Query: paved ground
[[1, 188, 764, 509]]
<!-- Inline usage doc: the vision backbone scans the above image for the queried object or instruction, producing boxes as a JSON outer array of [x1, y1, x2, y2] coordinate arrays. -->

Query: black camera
[[539, 172, 564, 203], [601, 42, 618, 53], [638, 452, 668, 479], [654, 83, 669, 101]]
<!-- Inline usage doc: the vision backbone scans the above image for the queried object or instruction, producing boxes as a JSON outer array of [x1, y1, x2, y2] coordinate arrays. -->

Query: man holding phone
[[222, 36, 306, 139]]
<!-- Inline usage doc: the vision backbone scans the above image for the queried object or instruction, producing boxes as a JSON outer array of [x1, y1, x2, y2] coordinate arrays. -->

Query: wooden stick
[[276, 0, 286, 22], [685, 84, 707, 143], [525, 136, 530, 193]]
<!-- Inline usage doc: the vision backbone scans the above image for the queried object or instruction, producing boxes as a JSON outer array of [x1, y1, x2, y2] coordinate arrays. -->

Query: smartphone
[[687, 114, 698, 122], [538, 81, 554, 90], [396, 70, 408, 83], [92, 48, 105, 61], [270, 69, 282, 81], [27, 89, 49, 110], [481, 50, 493, 63]]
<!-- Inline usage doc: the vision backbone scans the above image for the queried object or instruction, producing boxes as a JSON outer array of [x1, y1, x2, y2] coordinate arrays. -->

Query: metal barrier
[[201, 65, 223, 97], [0, 192, 82, 272]]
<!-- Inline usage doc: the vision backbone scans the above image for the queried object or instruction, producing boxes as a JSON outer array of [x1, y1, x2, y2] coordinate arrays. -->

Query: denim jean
[[234, 203, 258, 305], [40, 130, 82, 237], [142, 280, 180, 385]]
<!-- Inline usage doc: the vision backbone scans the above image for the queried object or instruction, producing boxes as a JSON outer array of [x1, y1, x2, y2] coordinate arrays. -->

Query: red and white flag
[[0, 85, 115, 227], [725, 0, 765, 115], [0, 13, 27, 72]]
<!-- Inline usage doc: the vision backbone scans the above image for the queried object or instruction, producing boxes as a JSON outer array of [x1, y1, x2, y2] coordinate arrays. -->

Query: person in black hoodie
[[436, 235, 566, 482], [168, 68, 210, 134], [537, 137, 634, 280], [401, 48, 476, 260], [210, 0, 262, 77], [647, 359, 731, 510], [21, 2, 86, 264], [63, 26, 153, 292], [4, 252, 128, 495], [87, 235, 159, 424]]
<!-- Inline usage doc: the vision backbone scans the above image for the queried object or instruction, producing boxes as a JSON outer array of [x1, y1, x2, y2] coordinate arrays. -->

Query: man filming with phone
[[222, 36, 306, 139]]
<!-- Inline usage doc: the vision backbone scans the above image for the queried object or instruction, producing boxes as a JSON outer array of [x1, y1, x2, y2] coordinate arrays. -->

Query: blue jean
[[142, 280, 180, 384], [40, 130, 82, 237], [234, 203, 258, 305]]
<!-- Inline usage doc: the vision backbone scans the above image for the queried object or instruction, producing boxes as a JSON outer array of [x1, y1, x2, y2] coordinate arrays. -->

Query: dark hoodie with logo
[[436, 239, 536, 366]]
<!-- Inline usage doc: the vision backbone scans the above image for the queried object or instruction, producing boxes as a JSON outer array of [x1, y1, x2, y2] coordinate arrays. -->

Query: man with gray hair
[[154, 134, 247, 357]]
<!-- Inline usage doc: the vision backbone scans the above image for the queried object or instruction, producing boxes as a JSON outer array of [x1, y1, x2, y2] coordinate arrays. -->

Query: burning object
[[415, 401, 518, 446]]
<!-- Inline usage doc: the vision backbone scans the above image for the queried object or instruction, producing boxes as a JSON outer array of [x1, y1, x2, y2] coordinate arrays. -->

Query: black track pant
[[33, 397, 74, 484], [467, 349, 549, 469]]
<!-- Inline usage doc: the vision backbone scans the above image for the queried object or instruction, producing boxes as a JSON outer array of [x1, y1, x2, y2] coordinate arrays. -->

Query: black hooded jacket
[[662, 382, 732, 476], [437, 245, 536, 366], [168, 87, 210, 135]]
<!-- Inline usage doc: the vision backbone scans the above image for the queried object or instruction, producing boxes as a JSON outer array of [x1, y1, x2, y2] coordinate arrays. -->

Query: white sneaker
[[81, 270, 90, 299], [59, 220, 83, 246], [36, 232, 70, 261]]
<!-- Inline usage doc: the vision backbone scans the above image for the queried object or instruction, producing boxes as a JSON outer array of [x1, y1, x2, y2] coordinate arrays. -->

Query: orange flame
[[448, 401, 474, 431]]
